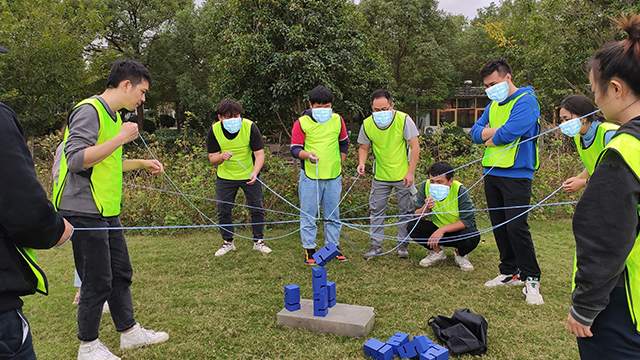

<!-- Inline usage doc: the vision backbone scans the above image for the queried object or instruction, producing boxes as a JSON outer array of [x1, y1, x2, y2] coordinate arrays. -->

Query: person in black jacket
[[0, 62, 74, 359], [567, 15, 640, 359]]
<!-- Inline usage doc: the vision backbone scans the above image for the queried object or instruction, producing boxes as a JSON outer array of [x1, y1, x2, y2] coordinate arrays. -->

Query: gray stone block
[[277, 299, 375, 337]]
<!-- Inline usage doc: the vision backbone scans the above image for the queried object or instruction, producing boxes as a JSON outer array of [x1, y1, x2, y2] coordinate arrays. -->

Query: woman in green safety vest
[[567, 14, 640, 359], [559, 95, 619, 193]]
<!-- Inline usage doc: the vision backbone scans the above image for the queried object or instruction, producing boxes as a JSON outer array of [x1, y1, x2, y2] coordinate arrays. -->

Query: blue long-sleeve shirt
[[471, 86, 540, 179]]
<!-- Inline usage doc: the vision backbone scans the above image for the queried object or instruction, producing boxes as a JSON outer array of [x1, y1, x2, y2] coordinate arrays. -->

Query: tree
[[90, 0, 193, 129], [210, 0, 388, 140], [358, 0, 460, 110], [0, 0, 104, 136]]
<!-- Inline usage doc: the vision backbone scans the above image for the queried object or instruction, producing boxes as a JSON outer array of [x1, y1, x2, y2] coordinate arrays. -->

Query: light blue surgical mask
[[222, 118, 242, 133], [560, 118, 581, 137], [312, 108, 332, 124], [372, 110, 393, 127], [485, 81, 510, 103], [429, 183, 450, 202]]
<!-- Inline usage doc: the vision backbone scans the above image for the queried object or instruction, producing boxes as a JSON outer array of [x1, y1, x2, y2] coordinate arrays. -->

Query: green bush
[[31, 126, 584, 234]]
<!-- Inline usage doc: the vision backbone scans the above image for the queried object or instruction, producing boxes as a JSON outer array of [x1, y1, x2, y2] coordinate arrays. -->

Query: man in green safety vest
[[291, 86, 350, 264], [0, 44, 74, 360], [470, 59, 543, 305], [52, 60, 168, 360], [207, 99, 271, 256], [406, 162, 481, 271], [357, 89, 420, 260]]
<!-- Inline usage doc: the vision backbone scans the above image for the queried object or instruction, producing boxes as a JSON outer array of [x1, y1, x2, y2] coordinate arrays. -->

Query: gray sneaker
[[522, 277, 544, 305], [397, 247, 409, 259], [363, 246, 383, 260], [484, 273, 523, 287], [419, 250, 446, 267], [215, 241, 236, 256]]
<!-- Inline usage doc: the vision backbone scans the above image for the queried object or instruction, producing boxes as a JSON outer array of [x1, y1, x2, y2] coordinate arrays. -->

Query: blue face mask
[[372, 110, 393, 127], [222, 118, 242, 133], [312, 108, 332, 124], [560, 118, 581, 137], [485, 81, 510, 103], [429, 183, 450, 202]]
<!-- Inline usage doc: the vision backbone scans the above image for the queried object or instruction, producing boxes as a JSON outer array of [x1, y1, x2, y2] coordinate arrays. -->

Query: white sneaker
[[102, 302, 110, 313], [484, 273, 523, 287], [522, 277, 544, 305], [120, 323, 169, 349], [419, 250, 446, 267], [454, 252, 474, 271], [78, 340, 120, 360], [253, 240, 272, 253], [215, 241, 236, 256]]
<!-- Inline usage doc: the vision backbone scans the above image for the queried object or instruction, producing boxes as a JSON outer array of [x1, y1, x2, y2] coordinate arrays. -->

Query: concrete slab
[[277, 299, 375, 337]]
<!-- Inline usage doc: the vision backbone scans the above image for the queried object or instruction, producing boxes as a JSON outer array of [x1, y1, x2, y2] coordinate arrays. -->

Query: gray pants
[[369, 179, 416, 249]]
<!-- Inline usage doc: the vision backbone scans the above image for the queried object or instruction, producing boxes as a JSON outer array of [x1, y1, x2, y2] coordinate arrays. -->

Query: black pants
[[484, 175, 541, 280], [0, 309, 36, 359], [215, 178, 264, 242], [61, 213, 136, 342], [577, 286, 640, 359], [406, 219, 480, 256]]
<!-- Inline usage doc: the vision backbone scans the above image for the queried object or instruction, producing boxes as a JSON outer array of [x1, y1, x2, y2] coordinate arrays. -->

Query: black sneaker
[[304, 248, 317, 265]]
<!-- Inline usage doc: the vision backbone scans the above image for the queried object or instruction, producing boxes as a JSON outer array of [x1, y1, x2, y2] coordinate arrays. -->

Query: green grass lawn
[[24, 219, 579, 359]]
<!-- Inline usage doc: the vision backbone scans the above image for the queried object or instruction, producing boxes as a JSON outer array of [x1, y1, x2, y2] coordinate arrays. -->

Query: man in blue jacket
[[0, 43, 74, 360], [471, 59, 543, 305]]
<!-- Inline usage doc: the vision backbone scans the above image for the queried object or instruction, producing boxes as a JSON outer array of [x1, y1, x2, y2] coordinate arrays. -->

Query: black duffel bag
[[428, 308, 488, 356]]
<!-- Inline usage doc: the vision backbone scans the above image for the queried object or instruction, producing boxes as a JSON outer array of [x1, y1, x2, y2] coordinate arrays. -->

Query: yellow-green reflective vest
[[53, 98, 123, 216], [574, 122, 619, 175], [299, 113, 342, 180], [212, 119, 254, 180], [14, 245, 48, 295], [572, 132, 640, 332], [427, 180, 462, 228], [363, 111, 410, 182], [482, 93, 540, 169]]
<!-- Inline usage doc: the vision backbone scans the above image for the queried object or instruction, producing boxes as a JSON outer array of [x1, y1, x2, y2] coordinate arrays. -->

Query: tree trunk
[[137, 104, 144, 131]]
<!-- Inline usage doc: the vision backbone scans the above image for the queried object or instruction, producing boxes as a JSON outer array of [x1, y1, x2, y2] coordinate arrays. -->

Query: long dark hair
[[559, 95, 605, 123], [589, 14, 640, 98]]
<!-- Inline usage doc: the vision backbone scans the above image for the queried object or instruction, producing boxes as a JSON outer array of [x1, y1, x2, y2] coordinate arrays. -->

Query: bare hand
[[356, 164, 365, 175], [425, 196, 435, 210], [563, 177, 587, 193], [485, 138, 495, 147], [143, 160, 163, 175], [428, 228, 445, 248], [222, 151, 233, 161], [307, 152, 318, 164], [567, 313, 593, 338], [56, 219, 74, 247], [403, 172, 414, 188], [247, 172, 258, 185], [118, 122, 139, 144]]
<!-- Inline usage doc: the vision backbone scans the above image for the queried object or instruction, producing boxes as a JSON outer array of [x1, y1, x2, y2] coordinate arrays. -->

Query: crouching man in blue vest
[[406, 162, 480, 271]]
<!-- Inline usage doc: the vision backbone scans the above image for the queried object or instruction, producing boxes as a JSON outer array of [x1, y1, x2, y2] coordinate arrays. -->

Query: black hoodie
[[570, 116, 640, 326], [0, 102, 66, 312]]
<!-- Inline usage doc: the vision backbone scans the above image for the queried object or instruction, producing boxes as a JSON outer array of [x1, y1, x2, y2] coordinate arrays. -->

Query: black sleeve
[[0, 103, 65, 249], [207, 127, 221, 153], [570, 149, 640, 325], [249, 123, 265, 151]]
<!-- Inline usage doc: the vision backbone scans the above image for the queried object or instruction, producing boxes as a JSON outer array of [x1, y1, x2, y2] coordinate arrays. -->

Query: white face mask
[[560, 118, 581, 137], [312, 108, 332, 123], [372, 110, 393, 127], [222, 118, 242, 133], [485, 81, 510, 103], [428, 183, 450, 201]]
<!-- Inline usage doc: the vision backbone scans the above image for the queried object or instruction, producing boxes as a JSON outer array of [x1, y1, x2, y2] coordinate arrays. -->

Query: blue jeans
[[0, 309, 37, 360], [299, 172, 342, 249]]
